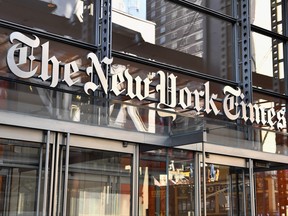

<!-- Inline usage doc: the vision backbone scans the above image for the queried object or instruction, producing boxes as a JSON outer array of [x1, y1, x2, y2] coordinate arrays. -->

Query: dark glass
[[112, 0, 234, 80], [0, 0, 95, 43]]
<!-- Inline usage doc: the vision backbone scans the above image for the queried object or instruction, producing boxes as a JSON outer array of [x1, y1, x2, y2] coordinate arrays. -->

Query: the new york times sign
[[6, 32, 286, 130]]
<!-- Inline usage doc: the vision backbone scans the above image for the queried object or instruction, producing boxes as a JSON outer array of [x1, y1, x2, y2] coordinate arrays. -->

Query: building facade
[[0, 0, 288, 215]]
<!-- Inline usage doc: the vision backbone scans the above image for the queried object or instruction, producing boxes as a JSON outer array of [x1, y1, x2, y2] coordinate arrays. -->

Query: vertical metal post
[[57, 145, 63, 216], [132, 144, 139, 216], [52, 133, 60, 216], [202, 130, 207, 216], [283, 0, 288, 95], [102, 0, 112, 125], [232, 0, 240, 82], [166, 152, 169, 216], [101, 0, 112, 60], [194, 153, 200, 216], [43, 131, 50, 216], [93, 0, 112, 125], [242, 169, 247, 216], [48, 133, 56, 216], [62, 133, 70, 216], [36, 144, 44, 216], [241, 0, 253, 143], [248, 159, 255, 216], [241, 0, 252, 104]]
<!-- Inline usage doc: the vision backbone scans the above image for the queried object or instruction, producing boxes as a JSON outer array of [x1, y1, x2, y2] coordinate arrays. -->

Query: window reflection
[[253, 92, 287, 154], [251, 32, 284, 93], [203, 163, 250, 215], [255, 167, 288, 215], [0, 139, 41, 216], [139, 147, 195, 216], [251, 0, 283, 34], [112, 0, 234, 80], [66, 147, 132, 216], [186, 0, 233, 16], [0, 0, 95, 43]]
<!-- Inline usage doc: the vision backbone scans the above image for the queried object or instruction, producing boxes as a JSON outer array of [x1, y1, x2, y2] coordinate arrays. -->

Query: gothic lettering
[[6, 32, 287, 130]]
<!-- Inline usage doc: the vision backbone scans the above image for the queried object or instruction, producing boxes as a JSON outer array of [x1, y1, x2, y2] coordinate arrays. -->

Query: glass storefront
[[1, 130, 287, 216], [0, 0, 288, 215]]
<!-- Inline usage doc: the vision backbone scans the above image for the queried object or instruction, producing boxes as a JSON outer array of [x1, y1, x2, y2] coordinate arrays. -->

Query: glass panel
[[251, 32, 285, 94], [251, 0, 283, 34], [109, 57, 227, 134], [253, 92, 287, 155], [255, 162, 288, 215], [112, 0, 234, 80], [185, 0, 233, 16], [0, 138, 41, 216], [139, 147, 195, 215], [168, 149, 195, 216], [112, 0, 233, 18], [0, 0, 96, 43], [139, 147, 167, 216], [202, 163, 250, 215], [65, 147, 132, 216]]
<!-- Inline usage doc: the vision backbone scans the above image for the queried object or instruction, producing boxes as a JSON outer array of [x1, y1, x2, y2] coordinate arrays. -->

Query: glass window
[[253, 92, 287, 154], [251, 32, 285, 94], [255, 166, 288, 215], [112, 0, 235, 80], [0, 0, 96, 43], [0, 27, 99, 122], [66, 147, 132, 216], [139, 147, 195, 216], [186, 0, 233, 16], [251, 0, 283, 34], [0, 139, 42, 216], [201, 163, 250, 215]]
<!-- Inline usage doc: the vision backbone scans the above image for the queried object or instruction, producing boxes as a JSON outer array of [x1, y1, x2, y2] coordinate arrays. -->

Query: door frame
[[197, 151, 254, 216], [0, 124, 139, 216], [68, 134, 138, 216]]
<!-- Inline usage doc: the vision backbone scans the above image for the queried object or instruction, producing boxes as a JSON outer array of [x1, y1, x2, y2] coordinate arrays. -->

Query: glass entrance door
[[201, 155, 250, 216], [0, 128, 136, 216], [65, 147, 132, 216], [204, 164, 250, 215], [0, 138, 41, 216], [64, 135, 136, 216]]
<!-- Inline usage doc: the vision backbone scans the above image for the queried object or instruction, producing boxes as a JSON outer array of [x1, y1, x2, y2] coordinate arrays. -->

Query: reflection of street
[[205, 164, 250, 215]]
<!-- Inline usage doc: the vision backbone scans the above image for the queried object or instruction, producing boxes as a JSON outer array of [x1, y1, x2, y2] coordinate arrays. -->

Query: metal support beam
[[248, 159, 255, 216], [62, 133, 70, 216], [241, 0, 253, 142], [93, 0, 112, 125], [42, 131, 50, 216], [132, 144, 139, 216], [241, 0, 252, 104], [270, 0, 282, 93]]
